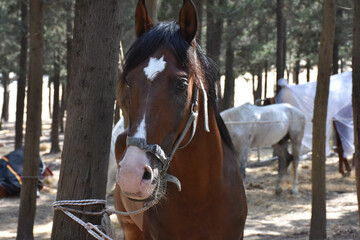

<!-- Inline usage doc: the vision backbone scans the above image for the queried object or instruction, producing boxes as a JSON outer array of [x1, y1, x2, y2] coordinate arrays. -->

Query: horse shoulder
[[221, 142, 247, 235]]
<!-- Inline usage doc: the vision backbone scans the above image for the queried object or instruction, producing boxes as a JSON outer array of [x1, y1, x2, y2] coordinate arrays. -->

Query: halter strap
[[126, 87, 199, 175]]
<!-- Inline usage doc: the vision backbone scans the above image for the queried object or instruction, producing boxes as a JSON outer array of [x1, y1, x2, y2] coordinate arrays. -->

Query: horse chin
[[126, 177, 167, 204]]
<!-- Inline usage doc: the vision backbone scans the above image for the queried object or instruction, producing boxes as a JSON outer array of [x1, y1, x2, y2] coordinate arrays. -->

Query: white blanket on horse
[[221, 103, 305, 149], [276, 71, 354, 158]]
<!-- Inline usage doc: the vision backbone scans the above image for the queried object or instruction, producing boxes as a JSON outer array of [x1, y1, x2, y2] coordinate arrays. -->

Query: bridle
[[126, 84, 202, 192]]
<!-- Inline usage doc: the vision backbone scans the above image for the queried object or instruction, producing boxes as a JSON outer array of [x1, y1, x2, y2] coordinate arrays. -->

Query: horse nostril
[[142, 166, 152, 181]]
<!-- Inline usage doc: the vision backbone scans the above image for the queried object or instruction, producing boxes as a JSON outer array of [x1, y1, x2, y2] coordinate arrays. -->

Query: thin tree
[[16, 0, 43, 239], [353, 0, 360, 226], [51, 0, 121, 238], [60, 0, 73, 133], [276, 0, 285, 95], [50, 52, 60, 153], [15, 0, 28, 149], [309, 0, 335, 239], [222, 18, 235, 110], [145, 0, 158, 23], [206, 0, 224, 103], [193, 0, 204, 44], [0, 71, 10, 129]]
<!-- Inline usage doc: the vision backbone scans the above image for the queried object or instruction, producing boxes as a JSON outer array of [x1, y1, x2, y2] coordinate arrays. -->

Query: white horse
[[106, 118, 125, 196], [221, 102, 305, 194]]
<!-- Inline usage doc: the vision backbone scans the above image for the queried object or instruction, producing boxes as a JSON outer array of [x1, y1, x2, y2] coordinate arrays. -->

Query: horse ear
[[135, 0, 154, 38], [179, 0, 198, 44]]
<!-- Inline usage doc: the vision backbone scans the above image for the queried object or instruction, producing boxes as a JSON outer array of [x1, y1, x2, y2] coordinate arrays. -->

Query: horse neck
[[169, 97, 224, 197]]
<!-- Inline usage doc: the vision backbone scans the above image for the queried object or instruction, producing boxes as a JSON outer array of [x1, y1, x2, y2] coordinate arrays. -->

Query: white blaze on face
[[117, 114, 153, 199], [144, 56, 166, 81], [134, 115, 146, 139]]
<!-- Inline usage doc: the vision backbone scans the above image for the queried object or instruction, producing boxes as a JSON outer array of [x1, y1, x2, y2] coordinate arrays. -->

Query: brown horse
[[333, 121, 352, 176], [113, 0, 247, 239]]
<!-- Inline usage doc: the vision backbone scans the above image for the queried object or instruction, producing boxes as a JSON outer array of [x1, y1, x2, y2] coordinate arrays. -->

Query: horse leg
[[343, 158, 352, 176], [290, 140, 301, 195], [333, 121, 349, 176], [339, 157, 345, 175], [273, 143, 287, 195], [239, 147, 249, 183], [114, 185, 143, 240]]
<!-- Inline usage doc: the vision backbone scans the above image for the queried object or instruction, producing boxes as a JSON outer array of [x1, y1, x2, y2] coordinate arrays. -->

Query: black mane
[[122, 21, 235, 152]]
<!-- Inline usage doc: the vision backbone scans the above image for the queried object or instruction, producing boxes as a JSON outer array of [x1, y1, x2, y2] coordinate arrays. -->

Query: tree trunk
[[352, 0, 360, 227], [294, 49, 300, 85], [194, 0, 204, 44], [16, 0, 43, 239], [276, 0, 285, 95], [264, 61, 268, 99], [306, 59, 311, 82], [65, 0, 73, 98], [15, 0, 28, 150], [332, 8, 342, 75], [1, 72, 10, 127], [145, 0, 158, 23], [51, 1, 121, 239], [48, 79, 52, 119], [222, 19, 234, 110], [206, 0, 224, 104], [253, 66, 262, 102], [60, 0, 73, 134], [309, 1, 335, 239], [50, 53, 60, 153], [59, 81, 66, 133]]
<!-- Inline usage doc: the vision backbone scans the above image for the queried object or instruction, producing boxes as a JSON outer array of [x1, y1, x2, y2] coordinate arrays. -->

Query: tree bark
[[310, 0, 335, 239], [48, 79, 52, 119], [352, 0, 360, 227], [193, 0, 204, 44], [1, 71, 9, 127], [16, 0, 43, 239], [206, 0, 224, 104], [59, 81, 66, 133], [276, 0, 285, 95], [15, 0, 28, 150], [253, 66, 262, 102], [51, 0, 121, 239], [60, 0, 73, 134], [50, 53, 60, 153], [294, 49, 300, 85], [264, 61, 268, 98], [222, 19, 234, 110], [306, 59, 311, 82], [332, 8, 342, 75], [145, 0, 158, 23]]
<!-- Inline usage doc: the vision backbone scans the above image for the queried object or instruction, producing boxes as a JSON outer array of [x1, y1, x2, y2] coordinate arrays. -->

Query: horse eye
[[176, 77, 188, 92]]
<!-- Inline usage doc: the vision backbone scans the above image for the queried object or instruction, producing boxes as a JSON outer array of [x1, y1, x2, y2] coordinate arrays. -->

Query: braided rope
[[53, 199, 157, 240]]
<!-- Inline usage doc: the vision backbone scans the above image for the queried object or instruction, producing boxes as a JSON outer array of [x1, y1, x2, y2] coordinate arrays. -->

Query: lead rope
[[53, 199, 157, 240]]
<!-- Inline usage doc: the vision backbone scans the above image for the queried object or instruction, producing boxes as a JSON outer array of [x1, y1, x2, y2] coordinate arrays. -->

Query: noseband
[[126, 86, 200, 191]]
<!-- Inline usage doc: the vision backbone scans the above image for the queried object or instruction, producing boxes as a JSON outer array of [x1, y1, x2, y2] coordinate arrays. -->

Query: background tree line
[[0, 0, 358, 239], [0, 0, 355, 134]]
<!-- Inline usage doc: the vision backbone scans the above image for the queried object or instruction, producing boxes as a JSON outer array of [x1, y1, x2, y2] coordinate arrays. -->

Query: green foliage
[[0, 1, 21, 80], [0, 0, 354, 86], [43, 0, 72, 83]]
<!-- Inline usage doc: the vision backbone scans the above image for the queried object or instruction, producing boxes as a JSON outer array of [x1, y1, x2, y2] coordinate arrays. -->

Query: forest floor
[[0, 121, 359, 239]]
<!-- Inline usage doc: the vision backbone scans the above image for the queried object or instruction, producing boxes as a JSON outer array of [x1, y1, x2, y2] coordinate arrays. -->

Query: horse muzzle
[[117, 146, 158, 201]]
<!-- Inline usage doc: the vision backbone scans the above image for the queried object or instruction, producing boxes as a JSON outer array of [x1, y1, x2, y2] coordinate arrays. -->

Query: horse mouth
[[125, 176, 166, 204]]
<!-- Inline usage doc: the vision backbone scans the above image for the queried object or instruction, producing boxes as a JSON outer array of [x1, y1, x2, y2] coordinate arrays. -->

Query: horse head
[[116, 0, 204, 203]]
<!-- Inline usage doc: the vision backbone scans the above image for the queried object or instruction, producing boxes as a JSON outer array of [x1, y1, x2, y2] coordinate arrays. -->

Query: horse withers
[[113, 0, 247, 239], [221, 103, 305, 195]]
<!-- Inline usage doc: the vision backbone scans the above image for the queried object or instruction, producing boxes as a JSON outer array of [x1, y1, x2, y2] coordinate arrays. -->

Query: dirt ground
[[0, 122, 359, 239]]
